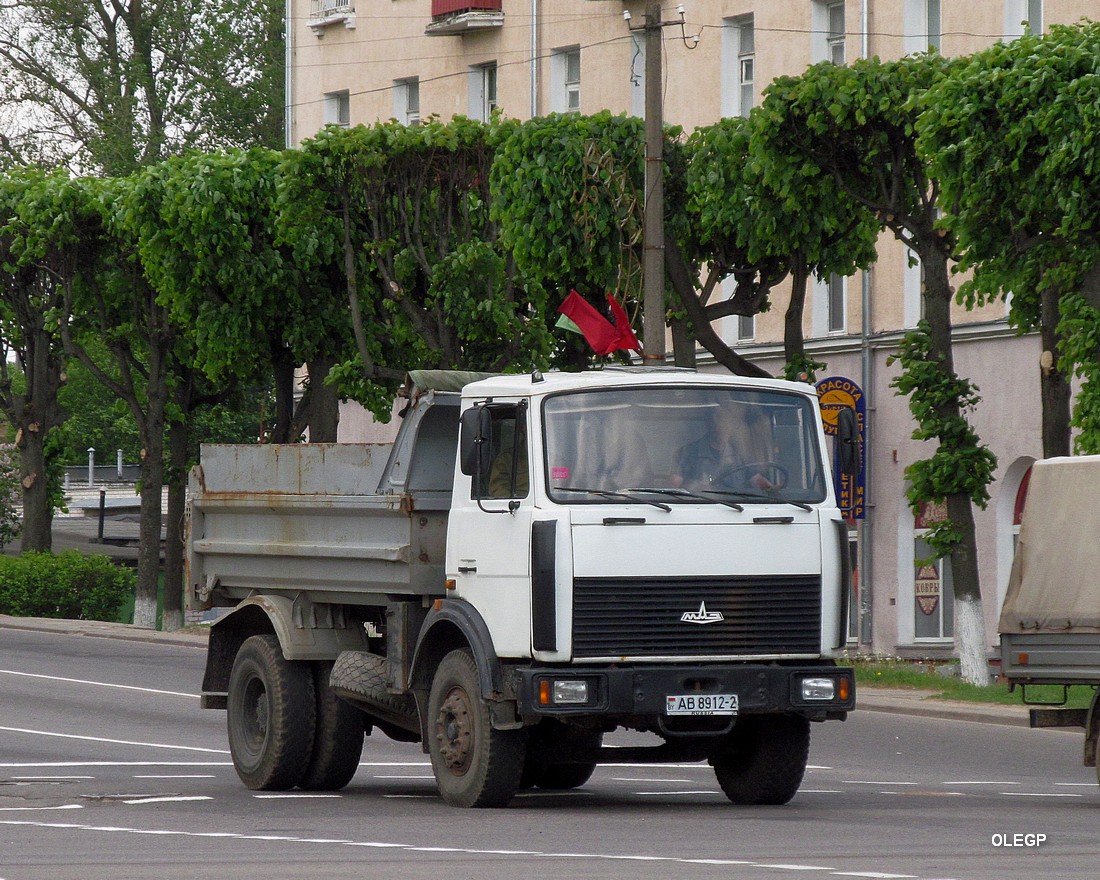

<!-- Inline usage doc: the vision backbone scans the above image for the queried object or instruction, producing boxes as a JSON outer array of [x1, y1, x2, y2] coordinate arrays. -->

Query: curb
[[0, 614, 209, 649]]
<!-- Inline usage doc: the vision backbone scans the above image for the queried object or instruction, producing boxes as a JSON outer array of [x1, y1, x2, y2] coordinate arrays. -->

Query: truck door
[[449, 401, 533, 657]]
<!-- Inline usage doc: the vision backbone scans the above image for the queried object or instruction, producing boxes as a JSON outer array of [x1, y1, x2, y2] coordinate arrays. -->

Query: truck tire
[[329, 650, 419, 738], [711, 714, 809, 806], [299, 661, 365, 792], [226, 634, 316, 791], [427, 648, 526, 808]]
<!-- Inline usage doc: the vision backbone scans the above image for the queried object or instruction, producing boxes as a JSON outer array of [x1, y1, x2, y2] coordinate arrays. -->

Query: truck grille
[[572, 575, 821, 658]]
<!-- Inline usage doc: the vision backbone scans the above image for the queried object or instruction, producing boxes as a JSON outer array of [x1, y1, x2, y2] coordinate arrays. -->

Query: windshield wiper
[[627, 486, 744, 512], [702, 489, 812, 512], [555, 486, 672, 512]]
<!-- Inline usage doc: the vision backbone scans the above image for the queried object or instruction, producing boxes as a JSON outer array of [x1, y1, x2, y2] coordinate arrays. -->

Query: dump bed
[[187, 393, 460, 609], [999, 455, 1100, 684]]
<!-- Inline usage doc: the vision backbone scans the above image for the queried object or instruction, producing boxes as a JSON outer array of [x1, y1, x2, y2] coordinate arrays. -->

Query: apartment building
[[288, 1, 1073, 660]]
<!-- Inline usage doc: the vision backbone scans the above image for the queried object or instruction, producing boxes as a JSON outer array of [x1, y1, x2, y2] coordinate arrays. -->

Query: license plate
[[665, 693, 739, 716]]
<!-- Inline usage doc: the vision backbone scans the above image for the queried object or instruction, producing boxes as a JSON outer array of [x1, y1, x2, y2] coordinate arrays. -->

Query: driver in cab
[[676, 404, 775, 492]]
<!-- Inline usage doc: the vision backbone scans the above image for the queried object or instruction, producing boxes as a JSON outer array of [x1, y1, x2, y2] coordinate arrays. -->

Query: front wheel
[[427, 649, 525, 808], [226, 634, 316, 791], [711, 714, 809, 805]]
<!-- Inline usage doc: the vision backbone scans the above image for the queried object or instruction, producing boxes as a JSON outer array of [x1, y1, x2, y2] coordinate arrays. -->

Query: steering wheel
[[714, 461, 789, 490]]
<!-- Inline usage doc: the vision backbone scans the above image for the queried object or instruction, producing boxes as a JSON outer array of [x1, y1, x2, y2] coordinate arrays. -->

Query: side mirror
[[459, 406, 493, 477], [835, 407, 861, 478]]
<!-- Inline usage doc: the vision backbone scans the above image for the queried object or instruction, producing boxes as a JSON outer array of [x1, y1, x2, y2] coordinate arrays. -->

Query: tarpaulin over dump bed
[[999, 455, 1100, 634]]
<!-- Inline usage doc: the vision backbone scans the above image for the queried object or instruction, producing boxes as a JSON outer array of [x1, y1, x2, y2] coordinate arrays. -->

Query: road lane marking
[[133, 775, 217, 779], [0, 820, 946, 877], [11, 776, 94, 780], [842, 781, 918, 786], [0, 726, 229, 754], [610, 777, 694, 783], [0, 805, 83, 812], [253, 794, 342, 799], [942, 781, 1018, 786], [1000, 791, 1083, 798], [0, 762, 232, 768], [123, 796, 213, 805], [0, 669, 196, 699]]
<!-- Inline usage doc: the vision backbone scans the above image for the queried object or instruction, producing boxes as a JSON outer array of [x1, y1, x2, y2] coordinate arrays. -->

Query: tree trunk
[[920, 244, 989, 686], [671, 317, 697, 368], [132, 347, 169, 630], [306, 356, 340, 442], [161, 408, 189, 632], [1039, 285, 1071, 458], [664, 237, 771, 379], [783, 260, 811, 378], [17, 424, 52, 552], [270, 349, 298, 444]]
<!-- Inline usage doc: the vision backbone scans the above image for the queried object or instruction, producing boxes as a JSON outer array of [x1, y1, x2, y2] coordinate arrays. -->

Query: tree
[[0, 0, 284, 173], [918, 21, 1100, 456], [758, 56, 996, 685], [680, 115, 878, 381], [0, 168, 85, 550], [282, 118, 553, 412], [55, 174, 177, 629]]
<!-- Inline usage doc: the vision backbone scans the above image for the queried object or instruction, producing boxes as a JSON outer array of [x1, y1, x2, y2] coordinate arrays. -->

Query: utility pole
[[642, 1, 665, 364], [629, 4, 697, 365]]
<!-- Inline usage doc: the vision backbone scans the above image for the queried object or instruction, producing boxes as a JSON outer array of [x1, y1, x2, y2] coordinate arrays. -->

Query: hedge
[[0, 551, 135, 622]]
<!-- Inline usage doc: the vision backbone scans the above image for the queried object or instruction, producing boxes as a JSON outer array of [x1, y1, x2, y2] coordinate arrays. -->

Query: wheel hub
[[435, 686, 473, 775]]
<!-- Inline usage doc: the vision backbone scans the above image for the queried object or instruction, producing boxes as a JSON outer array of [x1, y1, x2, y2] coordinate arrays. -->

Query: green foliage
[[920, 21, 1100, 452], [0, 551, 135, 621], [0, 443, 21, 547], [281, 117, 552, 411], [492, 112, 650, 364], [888, 323, 997, 558], [781, 352, 827, 384]]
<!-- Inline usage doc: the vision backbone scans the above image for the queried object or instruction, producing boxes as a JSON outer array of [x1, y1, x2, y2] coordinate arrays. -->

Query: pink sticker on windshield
[[552, 467, 570, 481]]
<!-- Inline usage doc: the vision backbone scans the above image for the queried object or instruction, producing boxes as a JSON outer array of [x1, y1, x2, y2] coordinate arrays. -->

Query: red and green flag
[[556, 290, 641, 356]]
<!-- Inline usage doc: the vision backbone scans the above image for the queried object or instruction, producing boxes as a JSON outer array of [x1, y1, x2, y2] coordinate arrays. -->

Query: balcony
[[308, 0, 356, 36], [426, 1, 503, 36]]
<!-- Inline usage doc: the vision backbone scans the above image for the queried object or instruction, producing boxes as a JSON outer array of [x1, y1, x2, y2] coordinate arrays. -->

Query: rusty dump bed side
[[187, 395, 460, 611]]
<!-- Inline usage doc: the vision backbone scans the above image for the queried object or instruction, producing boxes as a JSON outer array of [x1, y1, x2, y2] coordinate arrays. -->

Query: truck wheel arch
[[410, 600, 506, 704], [202, 595, 373, 709]]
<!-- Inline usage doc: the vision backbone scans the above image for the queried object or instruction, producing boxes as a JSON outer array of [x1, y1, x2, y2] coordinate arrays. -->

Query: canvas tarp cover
[[999, 455, 1100, 634]]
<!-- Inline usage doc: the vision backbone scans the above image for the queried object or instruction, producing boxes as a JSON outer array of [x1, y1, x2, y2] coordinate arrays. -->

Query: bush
[[0, 551, 135, 621]]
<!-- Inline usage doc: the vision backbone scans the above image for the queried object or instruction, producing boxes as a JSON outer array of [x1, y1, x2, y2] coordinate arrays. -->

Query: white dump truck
[[190, 368, 857, 807], [999, 455, 1100, 777]]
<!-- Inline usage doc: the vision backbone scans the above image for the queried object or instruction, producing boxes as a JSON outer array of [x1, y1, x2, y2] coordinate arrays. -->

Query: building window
[[737, 314, 755, 341], [323, 90, 350, 127], [827, 273, 846, 333], [722, 16, 755, 119], [551, 47, 581, 113], [469, 63, 497, 121], [394, 78, 420, 126], [630, 33, 645, 118], [914, 501, 954, 641], [1004, 0, 1042, 38], [904, 0, 941, 54], [827, 2, 846, 65]]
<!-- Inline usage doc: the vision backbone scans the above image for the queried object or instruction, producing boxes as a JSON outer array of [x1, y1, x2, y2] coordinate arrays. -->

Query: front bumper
[[515, 663, 855, 721]]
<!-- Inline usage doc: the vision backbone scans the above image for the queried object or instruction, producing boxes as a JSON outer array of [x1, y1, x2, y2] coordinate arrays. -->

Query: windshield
[[542, 386, 827, 505]]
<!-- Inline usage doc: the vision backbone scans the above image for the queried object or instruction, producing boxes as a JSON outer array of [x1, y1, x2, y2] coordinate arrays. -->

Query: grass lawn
[[855, 660, 1096, 709]]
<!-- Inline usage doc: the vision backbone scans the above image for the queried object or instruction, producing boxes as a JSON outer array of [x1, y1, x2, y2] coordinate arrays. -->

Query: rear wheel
[[299, 660, 365, 791], [712, 714, 809, 806], [427, 649, 525, 808], [226, 635, 315, 791]]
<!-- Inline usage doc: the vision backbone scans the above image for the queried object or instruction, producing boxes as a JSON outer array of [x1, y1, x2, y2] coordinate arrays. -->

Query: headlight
[[800, 677, 836, 701], [552, 679, 589, 704]]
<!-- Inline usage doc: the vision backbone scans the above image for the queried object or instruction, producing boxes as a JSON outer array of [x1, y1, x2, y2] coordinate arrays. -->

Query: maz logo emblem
[[680, 601, 724, 625]]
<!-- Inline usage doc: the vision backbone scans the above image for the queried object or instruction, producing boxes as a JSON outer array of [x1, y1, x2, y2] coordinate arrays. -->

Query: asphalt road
[[1, 626, 1097, 880]]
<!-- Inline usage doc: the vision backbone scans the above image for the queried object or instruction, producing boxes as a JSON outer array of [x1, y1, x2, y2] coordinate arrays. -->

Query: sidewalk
[[0, 615, 1033, 726]]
